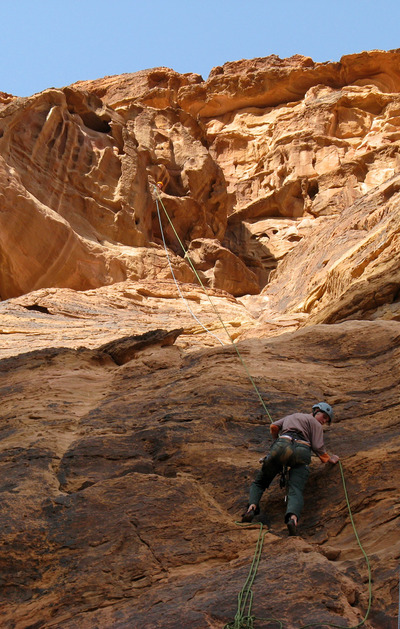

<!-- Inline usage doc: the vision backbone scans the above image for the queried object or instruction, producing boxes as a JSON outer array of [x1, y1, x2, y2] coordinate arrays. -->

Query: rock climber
[[241, 402, 339, 536]]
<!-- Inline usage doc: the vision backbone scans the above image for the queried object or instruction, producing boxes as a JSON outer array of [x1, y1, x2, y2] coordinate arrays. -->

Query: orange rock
[[1, 50, 400, 628]]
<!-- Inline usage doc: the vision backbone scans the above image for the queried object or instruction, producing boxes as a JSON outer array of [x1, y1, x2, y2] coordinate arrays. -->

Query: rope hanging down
[[290, 462, 372, 629], [152, 184, 373, 629], [155, 193, 225, 347], [153, 185, 273, 423], [224, 463, 372, 629], [223, 524, 283, 629]]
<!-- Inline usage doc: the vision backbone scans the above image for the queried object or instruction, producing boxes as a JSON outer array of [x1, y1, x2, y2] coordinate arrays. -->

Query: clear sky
[[2, 0, 399, 97]]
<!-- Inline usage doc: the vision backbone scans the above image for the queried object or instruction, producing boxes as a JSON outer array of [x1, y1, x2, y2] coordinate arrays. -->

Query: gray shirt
[[272, 412, 328, 458]]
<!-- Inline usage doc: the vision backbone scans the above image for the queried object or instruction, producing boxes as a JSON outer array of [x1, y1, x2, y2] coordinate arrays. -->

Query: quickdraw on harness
[[279, 465, 289, 497]]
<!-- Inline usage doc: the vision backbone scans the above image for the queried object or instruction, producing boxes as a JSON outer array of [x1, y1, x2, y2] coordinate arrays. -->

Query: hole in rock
[[80, 113, 111, 133], [393, 287, 400, 302], [251, 233, 269, 240], [308, 181, 319, 200], [24, 304, 51, 314]]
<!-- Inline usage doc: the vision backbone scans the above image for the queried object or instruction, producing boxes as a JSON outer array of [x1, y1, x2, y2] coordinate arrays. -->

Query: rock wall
[[0, 50, 399, 628], [0, 86, 228, 298], [3, 49, 400, 305]]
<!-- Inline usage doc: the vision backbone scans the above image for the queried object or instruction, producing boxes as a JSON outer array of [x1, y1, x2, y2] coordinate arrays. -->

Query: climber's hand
[[328, 454, 339, 464]]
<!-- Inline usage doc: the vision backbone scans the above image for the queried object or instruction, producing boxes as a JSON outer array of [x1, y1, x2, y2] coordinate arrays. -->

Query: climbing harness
[[152, 183, 373, 629]]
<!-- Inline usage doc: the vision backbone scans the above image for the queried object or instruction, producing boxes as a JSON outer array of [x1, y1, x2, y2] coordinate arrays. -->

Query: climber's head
[[312, 402, 334, 425]]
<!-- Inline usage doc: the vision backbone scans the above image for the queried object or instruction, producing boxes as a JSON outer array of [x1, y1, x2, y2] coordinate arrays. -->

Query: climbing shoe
[[287, 516, 298, 536], [241, 505, 259, 523]]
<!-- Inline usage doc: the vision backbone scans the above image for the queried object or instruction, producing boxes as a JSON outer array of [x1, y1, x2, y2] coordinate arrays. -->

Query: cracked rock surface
[[0, 50, 400, 628]]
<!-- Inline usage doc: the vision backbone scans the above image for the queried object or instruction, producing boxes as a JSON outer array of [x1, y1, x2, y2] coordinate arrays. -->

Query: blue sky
[[2, 0, 399, 97]]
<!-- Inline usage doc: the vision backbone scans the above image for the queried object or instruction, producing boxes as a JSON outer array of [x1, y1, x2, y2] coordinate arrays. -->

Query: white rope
[[155, 195, 225, 346], [153, 185, 273, 421]]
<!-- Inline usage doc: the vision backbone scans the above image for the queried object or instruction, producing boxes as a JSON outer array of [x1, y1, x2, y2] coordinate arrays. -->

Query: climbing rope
[[152, 183, 373, 629], [153, 184, 273, 422], [295, 461, 372, 629], [155, 194, 225, 346], [224, 462, 372, 629], [223, 524, 283, 629]]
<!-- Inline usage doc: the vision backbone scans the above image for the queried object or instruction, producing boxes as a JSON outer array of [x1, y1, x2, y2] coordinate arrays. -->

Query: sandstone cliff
[[0, 50, 399, 629]]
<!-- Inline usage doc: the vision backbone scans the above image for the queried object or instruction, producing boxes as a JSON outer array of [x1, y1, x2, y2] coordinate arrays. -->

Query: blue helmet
[[312, 402, 334, 423]]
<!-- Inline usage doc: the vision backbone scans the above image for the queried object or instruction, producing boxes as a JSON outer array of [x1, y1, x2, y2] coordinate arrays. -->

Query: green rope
[[153, 185, 273, 422], [297, 461, 372, 629], [152, 186, 373, 629], [223, 524, 282, 629], [155, 196, 225, 346], [224, 464, 372, 629]]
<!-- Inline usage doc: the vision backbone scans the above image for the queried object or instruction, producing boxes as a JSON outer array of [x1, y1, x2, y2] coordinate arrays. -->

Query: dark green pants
[[248, 438, 311, 522]]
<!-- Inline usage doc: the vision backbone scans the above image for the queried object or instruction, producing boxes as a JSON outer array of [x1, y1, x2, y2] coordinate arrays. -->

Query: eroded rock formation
[[0, 86, 227, 298], [0, 50, 399, 628]]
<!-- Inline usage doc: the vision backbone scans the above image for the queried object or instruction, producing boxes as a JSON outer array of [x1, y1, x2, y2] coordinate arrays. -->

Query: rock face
[[0, 51, 400, 629], [0, 86, 226, 298]]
